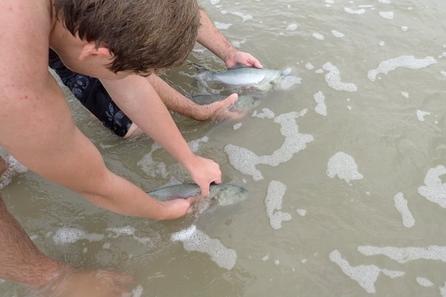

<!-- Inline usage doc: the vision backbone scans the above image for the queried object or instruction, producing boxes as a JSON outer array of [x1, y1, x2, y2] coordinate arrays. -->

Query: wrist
[[223, 47, 238, 67]]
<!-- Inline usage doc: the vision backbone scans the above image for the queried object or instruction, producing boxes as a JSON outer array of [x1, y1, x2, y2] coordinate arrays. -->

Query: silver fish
[[198, 68, 291, 91], [148, 183, 248, 207]]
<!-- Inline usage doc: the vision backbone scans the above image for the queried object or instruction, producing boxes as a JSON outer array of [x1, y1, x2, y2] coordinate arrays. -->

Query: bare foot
[[193, 94, 247, 122], [38, 269, 135, 297]]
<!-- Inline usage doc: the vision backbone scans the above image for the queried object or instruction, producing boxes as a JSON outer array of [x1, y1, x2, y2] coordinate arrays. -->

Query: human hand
[[157, 197, 197, 220], [184, 155, 222, 197], [225, 50, 263, 69]]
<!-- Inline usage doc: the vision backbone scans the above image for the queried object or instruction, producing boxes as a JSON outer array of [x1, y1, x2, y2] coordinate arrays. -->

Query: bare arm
[[197, 8, 263, 68], [101, 75, 222, 196]]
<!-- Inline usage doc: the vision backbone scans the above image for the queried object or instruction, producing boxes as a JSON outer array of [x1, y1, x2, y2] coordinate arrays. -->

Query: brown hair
[[54, 0, 200, 75]]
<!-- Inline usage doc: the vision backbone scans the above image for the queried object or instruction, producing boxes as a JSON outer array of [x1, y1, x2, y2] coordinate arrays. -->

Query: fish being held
[[197, 67, 295, 91], [148, 183, 248, 207]]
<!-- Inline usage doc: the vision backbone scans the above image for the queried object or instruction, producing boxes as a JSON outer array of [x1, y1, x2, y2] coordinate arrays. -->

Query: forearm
[[101, 76, 195, 168], [197, 8, 236, 62]]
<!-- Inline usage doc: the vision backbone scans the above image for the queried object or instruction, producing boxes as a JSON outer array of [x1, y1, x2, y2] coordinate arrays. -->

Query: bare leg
[[146, 74, 243, 121], [0, 196, 64, 287], [0, 196, 134, 296]]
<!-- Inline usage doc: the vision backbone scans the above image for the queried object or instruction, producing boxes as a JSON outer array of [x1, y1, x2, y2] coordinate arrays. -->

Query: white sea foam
[[189, 136, 209, 153], [171, 225, 237, 270], [225, 110, 314, 181], [368, 56, 437, 81], [416, 110, 431, 122], [221, 10, 253, 22], [137, 143, 168, 178], [327, 152, 363, 185], [252, 108, 275, 119], [401, 91, 409, 98], [107, 226, 152, 245], [312, 32, 325, 40], [416, 277, 434, 287], [305, 63, 315, 70], [0, 155, 28, 190], [209, 0, 220, 4], [322, 63, 358, 92], [329, 250, 404, 294], [379, 11, 394, 19], [358, 245, 446, 263], [344, 7, 366, 15], [52, 227, 104, 245], [233, 123, 242, 130], [131, 286, 144, 297], [265, 181, 292, 230], [418, 165, 446, 208], [393, 192, 415, 228], [314, 91, 327, 116], [214, 22, 232, 30], [331, 30, 345, 38], [286, 23, 298, 31], [296, 208, 307, 216]]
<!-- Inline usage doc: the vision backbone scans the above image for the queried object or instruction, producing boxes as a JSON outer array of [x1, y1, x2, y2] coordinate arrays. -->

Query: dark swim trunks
[[48, 50, 132, 137]]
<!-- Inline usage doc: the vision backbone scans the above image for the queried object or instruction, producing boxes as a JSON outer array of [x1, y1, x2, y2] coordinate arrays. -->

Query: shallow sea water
[[2, 0, 446, 296]]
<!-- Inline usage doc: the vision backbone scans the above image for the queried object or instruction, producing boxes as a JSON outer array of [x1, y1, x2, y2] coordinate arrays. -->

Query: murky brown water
[[2, 0, 446, 296]]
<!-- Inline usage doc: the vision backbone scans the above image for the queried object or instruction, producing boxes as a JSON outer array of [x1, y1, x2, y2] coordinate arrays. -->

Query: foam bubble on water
[[418, 165, 446, 208], [252, 108, 275, 119], [171, 225, 237, 270], [401, 26, 408, 32], [52, 227, 104, 245], [214, 22, 232, 30], [305, 63, 315, 70], [0, 155, 28, 190], [278, 75, 302, 90], [329, 250, 404, 294], [393, 192, 415, 228], [189, 136, 209, 153], [312, 32, 325, 40], [379, 11, 394, 19], [331, 30, 345, 38], [262, 254, 270, 261], [441, 71, 446, 77], [130, 286, 144, 297], [379, 41, 385, 47], [401, 91, 409, 98], [416, 277, 434, 287], [137, 143, 168, 179], [357, 245, 446, 263], [225, 111, 314, 181], [221, 10, 253, 22], [327, 152, 363, 185], [378, 0, 392, 3], [314, 91, 327, 116], [296, 208, 307, 216], [368, 56, 437, 81], [322, 63, 358, 92], [233, 123, 242, 130], [286, 23, 298, 31], [265, 181, 292, 230], [416, 110, 431, 122], [107, 226, 152, 245], [344, 7, 366, 14], [209, 0, 220, 5]]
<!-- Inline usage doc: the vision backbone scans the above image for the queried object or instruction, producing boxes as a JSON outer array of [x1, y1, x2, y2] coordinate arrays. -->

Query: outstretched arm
[[197, 8, 263, 68], [101, 75, 222, 196]]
